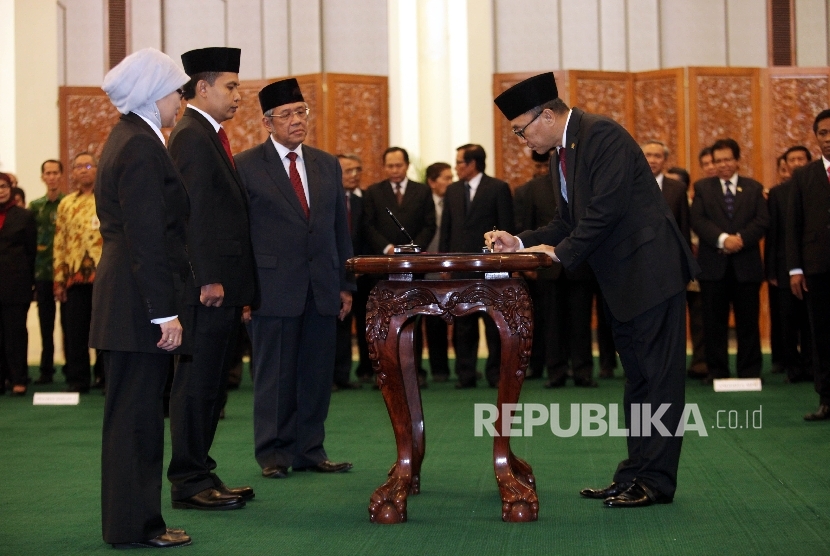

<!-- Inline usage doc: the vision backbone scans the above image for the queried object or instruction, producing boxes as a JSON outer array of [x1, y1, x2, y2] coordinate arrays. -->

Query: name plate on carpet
[[32, 392, 80, 405], [713, 378, 762, 392]]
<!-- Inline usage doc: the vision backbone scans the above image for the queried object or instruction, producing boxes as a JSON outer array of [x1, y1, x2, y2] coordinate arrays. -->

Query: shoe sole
[[112, 540, 192, 549]]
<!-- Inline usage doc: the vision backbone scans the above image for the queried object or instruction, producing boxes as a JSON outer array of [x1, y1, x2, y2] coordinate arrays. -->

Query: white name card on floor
[[713, 378, 762, 392], [32, 392, 80, 405]]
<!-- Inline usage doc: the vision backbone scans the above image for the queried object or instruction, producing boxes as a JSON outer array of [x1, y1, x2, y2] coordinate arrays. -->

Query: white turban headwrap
[[102, 47, 189, 128]]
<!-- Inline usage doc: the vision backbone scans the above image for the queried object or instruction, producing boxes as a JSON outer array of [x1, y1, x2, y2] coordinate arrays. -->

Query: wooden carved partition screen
[[60, 73, 388, 192]]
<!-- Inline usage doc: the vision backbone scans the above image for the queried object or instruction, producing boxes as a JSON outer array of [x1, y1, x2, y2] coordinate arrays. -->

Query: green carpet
[[1, 358, 828, 555]]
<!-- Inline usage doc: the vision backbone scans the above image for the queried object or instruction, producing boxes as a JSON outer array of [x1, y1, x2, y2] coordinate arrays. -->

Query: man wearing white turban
[[90, 47, 194, 549]]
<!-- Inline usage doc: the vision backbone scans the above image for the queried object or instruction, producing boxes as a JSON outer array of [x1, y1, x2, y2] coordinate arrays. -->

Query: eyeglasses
[[177, 88, 185, 99], [73, 164, 95, 171], [513, 109, 542, 140], [344, 167, 362, 175], [268, 107, 310, 121]]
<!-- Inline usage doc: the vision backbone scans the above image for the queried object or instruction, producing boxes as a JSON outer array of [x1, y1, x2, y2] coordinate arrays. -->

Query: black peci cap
[[181, 47, 241, 75], [258, 78, 305, 113], [494, 72, 559, 120]]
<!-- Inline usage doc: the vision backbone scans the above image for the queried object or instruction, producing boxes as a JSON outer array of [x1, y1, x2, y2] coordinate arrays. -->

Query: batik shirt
[[28, 193, 64, 282], [53, 191, 102, 290]]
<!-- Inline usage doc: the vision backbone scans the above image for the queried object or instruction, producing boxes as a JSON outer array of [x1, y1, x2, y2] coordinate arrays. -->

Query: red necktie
[[217, 127, 235, 168], [286, 152, 310, 218], [394, 182, 403, 205]]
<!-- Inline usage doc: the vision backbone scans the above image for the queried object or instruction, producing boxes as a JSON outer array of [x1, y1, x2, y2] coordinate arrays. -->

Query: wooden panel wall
[[60, 73, 388, 191], [633, 68, 686, 171]]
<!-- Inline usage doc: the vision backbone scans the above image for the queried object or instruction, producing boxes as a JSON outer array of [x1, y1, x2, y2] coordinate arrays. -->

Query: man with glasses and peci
[[235, 78, 355, 480], [486, 72, 698, 508]]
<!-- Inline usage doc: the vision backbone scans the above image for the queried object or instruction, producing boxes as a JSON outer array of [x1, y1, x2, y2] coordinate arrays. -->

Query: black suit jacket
[[235, 140, 354, 318], [363, 179, 436, 253], [346, 190, 368, 256], [691, 175, 768, 282], [89, 112, 193, 354], [786, 159, 830, 275], [168, 108, 257, 307], [518, 108, 698, 322], [765, 181, 791, 285], [661, 176, 691, 248], [439, 174, 514, 253], [0, 206, 36, 304]]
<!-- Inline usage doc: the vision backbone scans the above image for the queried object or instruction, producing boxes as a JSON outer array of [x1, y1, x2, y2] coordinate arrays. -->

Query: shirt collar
[[720, 173, 739, 188], [187, 104, 222, 132], [270, 136, 304, 161], [559, 109, 574, 152], [823, 156, 830, 172], [467, 172, 483, 189], [391, 177, 409, 188], [655, 173, 664, 189], [136, 114, 166, 145]]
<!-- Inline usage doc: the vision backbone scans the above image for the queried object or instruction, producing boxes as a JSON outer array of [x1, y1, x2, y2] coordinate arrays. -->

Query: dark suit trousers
[[595, 288, 618, 372], [453, 313, 501, 386], [36, 280, 65, 375], [0, 302, 29, 386], [64, 284, 103, 389], [414, 315, 450, 377], [700, 264, 762, 378], [524, 278, 548, 378], [250, 290, 334, 469], [168, 304, 241, 500], [805, 272, 830, 405], [101, 350, 169, 544], [768, 283, 782, 366], [777, 286, 813, 380], [353, 274, 373, 379], [548, 277, 594, 383], [686, 290, 706, 372], [611, 290, 686, 498]]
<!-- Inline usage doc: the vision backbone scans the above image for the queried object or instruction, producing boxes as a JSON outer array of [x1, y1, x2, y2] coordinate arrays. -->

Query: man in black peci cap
[[167, 46, 258, 511], [235, 79, 354, 479], [486, 72, 699, 508]]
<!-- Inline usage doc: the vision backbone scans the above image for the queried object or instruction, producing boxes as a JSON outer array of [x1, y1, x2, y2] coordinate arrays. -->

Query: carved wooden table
[[345, 253, 552, 524]]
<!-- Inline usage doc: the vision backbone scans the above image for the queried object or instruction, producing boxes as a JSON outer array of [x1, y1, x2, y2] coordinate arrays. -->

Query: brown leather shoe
[[804, 404, 830, 421], [261, 465, 289, 478], [112, 530, 191, 548], [171, 488, 245, 511], [216, 483, 255, 501]]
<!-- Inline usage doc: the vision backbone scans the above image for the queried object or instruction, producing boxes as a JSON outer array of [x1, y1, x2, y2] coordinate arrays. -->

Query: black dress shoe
[[216, 483, 255, 501], [455, 381, 476, 389], [171, 488, 245, 511], [261, 465, 289, 478], [804, 404, 830, 421], [91, 377, 105, 389], [33, 375, 54, 385], [112, 531, 192, 549], [604, 482, 672, 507], [294, 460, 353, 473], [580, 481, 633, 499], [65, 386, 89, 394], [166, 528, 185, 535]]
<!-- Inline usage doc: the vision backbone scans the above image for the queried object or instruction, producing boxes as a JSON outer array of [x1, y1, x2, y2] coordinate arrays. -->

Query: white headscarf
[[102, 48, 189, 128]]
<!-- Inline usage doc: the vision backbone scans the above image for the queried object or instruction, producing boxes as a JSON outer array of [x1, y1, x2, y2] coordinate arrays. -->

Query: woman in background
[[0, 172, 36, 396]]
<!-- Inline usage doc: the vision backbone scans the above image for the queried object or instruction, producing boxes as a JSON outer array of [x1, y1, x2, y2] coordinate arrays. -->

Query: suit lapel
[[262, 140, 308, 220], [186, 109, 249, 209]]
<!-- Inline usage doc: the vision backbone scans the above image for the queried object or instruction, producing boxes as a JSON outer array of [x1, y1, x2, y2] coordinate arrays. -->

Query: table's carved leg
[[398, 318, 424, 495], [485, 283, 539, 523], [367, 307, 414, 524]]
